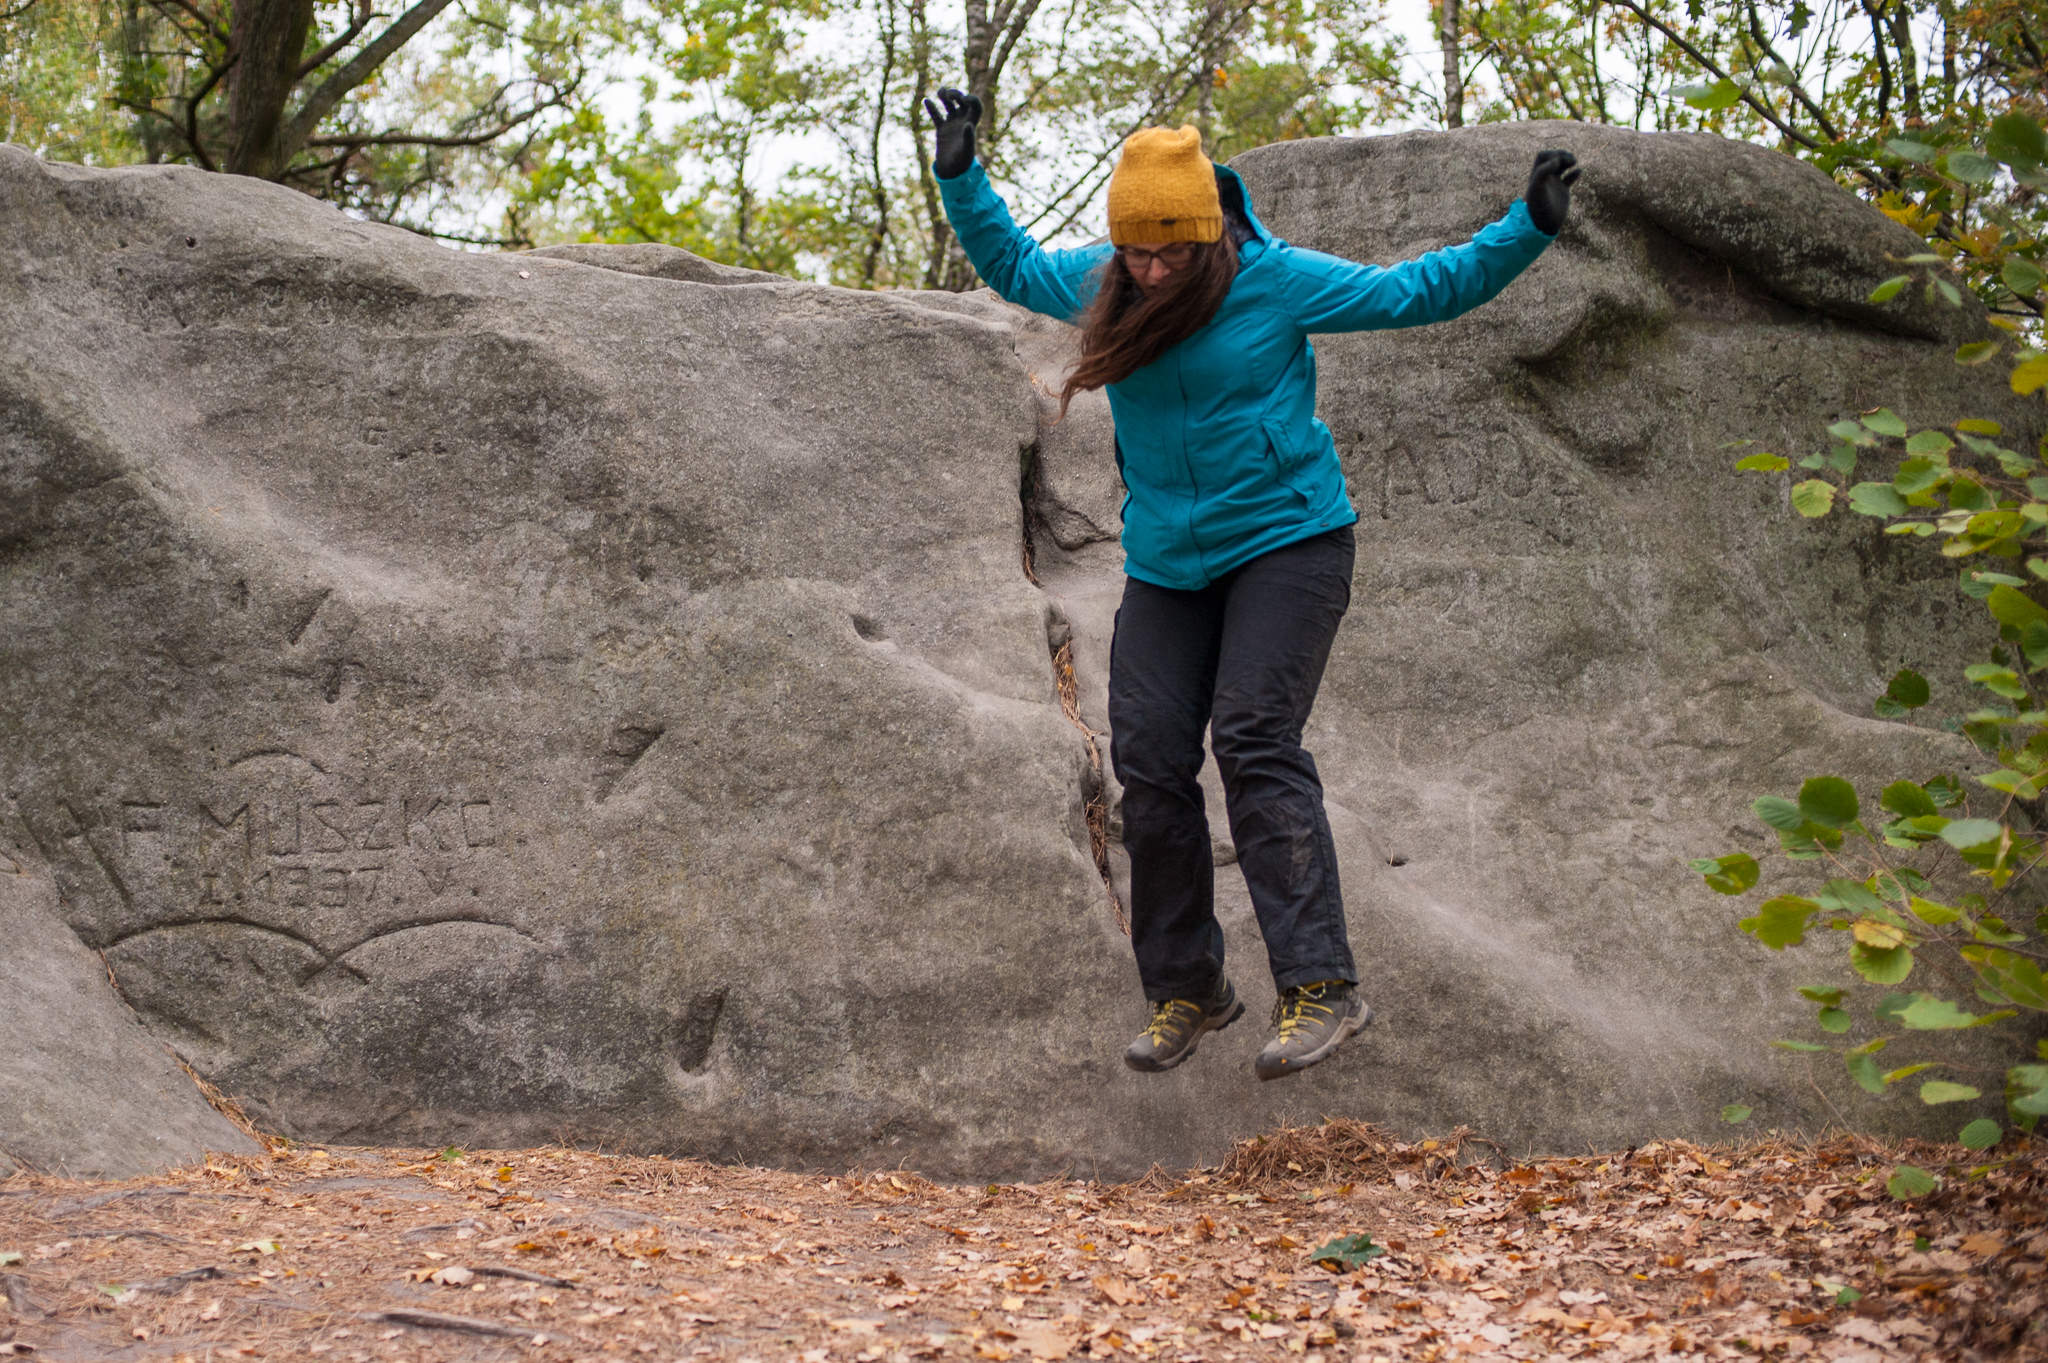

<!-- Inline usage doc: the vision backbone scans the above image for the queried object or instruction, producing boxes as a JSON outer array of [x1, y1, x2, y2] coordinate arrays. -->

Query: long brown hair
[[1056, 238, 1239, 419]]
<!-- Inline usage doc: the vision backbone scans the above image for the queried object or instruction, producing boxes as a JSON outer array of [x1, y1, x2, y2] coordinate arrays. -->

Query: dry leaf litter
[[0, 1121, 2039, 1361]]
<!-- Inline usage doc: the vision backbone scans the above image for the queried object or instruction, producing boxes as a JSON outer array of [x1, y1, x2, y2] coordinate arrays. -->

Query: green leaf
[[1904, 429, 1955, 459], [1898, 995, 1982, 1029], [1886, 137, 1940, 162], [1742, 896, 1819, 950], [1868, 275, 1910, 303], [1946, 151, 1998, 184], [1847, 482, 1909, 516], [1957, 418, 2004, 437], [1753, 795, 1807, 832], [1884, 675, 1931, 717], [1798, 986, 1844, 1006], [1819, 879, 1884, 914], [2004, 258, 2046, 296], [1978, 768, 2040, 797], [1987, 112, 2047, 168], [2022, 622, 2048, 668], [1851, 942, 1915, 984], [1939, 818, 2005, 849], [1964, 663, 2028, 700], [2014, 356, 2048, 397], [1846, 1050, 1887, 1094], [1958, 1118, 2002, 1150], [1823, 1280, 1863, 1305], [1734, 451, 1790, 472], [1861, 408, 1909, 437], [1309, 1232, 1386, 1271], [2013, 1065, 2048, 1115], [1988, 585, 2048, 631], [1720, 1103, 1753, 1124], [1907, 895, 1962, 926], [1791, 479, 1836, 517], [1885, 1063, 1938, 1084], [1696, 852, 1760, 895], [1817, 1006, 1851, 1033], [1935, 278, 1965, 306], [1879, 780, 1937, 817], [1956, 340, 2002, 366], [1886, 1165, 1939, 1199], [1926, 774, 1966, 807], [1798, 776, 1859, 828], [1920, 1080, 1983, 1104], [1679, 77, 1744, 110], [1772, 1039, 1830, 1052]]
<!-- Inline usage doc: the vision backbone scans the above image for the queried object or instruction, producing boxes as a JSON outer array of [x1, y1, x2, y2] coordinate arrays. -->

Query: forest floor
[[0, 1121, 2040, 1363]]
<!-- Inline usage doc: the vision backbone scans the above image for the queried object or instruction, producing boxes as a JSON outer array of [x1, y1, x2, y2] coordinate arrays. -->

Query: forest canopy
[[0, 0, 2040, 308]]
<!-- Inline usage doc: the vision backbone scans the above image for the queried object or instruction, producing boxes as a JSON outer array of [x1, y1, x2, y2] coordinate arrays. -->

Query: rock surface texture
[[0, 827, 260, 1176], [1, 123, 2032, 1178]]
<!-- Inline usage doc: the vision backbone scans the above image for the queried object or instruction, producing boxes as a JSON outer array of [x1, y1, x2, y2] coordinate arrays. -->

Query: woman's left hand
[[1525, 150, 1581, 235]]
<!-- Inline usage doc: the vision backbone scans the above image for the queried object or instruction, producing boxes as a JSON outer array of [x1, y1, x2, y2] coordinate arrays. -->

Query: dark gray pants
[[1108, 526, 1357, 1002]]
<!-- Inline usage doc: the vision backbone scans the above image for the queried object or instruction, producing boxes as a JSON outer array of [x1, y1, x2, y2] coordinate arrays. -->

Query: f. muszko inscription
[[67, 786, 506, 916]]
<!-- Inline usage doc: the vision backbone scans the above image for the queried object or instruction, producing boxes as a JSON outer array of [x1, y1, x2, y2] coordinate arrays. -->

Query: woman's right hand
[[923, 87, 982, 180]]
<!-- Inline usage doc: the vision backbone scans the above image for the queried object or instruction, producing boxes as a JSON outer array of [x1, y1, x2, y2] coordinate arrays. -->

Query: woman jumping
[[925, 90, 1577, 1080]]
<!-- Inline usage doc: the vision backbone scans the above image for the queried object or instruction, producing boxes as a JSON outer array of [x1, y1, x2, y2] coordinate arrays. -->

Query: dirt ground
[[0, 1121, 2040, 1363]]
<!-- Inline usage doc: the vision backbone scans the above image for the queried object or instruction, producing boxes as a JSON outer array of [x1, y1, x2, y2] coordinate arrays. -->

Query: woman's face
[[1119, 242, 1197, 294]]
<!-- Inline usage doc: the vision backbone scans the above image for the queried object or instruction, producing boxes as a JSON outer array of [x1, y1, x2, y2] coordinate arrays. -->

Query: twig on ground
[[362, 1308, 532, 1338]]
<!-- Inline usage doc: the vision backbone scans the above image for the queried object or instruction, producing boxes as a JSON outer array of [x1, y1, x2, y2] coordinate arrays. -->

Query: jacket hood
[[1215, 164, 1274, 250]]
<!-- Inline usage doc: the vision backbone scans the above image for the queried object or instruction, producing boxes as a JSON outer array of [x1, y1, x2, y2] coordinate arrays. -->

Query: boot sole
[[1255, 1001, 1373, 1082], [1124, 998, 1246, 1073]]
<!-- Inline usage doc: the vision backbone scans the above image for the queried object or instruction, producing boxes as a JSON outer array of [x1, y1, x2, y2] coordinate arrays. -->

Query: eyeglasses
[[1118, 243, 1198, 271]]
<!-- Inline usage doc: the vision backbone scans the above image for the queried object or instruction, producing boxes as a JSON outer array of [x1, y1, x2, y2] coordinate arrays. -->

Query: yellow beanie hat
[[1106, 125, 1222, 246]]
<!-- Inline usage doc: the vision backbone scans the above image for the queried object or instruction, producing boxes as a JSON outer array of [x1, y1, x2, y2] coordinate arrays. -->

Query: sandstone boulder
[[0, 816, 259, 1177], [0, 123, 2030, 1178]]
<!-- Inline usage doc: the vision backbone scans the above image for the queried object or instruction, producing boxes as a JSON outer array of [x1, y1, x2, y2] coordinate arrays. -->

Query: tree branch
[[1014, 3, 1254, 237], [1600, 0, 1819, 146], [1741, 0, 1842, 142], [986, 0, 1046, 98], [180, 46, 233, 171], [296, 0, 375, 78], [144, 0, 230, 47], [278, 0, 456, 166], [1857, 0, 1893, 124], [305, 82, 570, 152]]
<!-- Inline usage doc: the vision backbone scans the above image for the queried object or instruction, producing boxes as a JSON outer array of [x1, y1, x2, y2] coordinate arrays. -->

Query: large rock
[[0, 814, 260, 1176], [0, 123, 2030, 1177]]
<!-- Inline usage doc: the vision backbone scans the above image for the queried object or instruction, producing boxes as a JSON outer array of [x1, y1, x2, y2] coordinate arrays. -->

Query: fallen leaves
[[0, 1125, 2037, 1362]]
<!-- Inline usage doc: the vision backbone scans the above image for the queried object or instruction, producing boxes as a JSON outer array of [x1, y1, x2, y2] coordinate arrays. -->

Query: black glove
[[923, 86, 982, 180], [1525, 149, 1580, 235]]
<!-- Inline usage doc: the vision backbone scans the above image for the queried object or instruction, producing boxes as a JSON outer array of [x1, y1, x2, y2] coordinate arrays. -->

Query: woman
[[925, 89, 1577, 1081]]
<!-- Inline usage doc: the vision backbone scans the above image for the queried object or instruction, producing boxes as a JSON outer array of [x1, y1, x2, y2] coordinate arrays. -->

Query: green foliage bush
[[1695, 236, 2048, 1192]]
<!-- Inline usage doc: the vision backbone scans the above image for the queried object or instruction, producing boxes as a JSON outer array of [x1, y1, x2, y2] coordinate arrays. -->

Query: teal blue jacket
[[937, 158, 1556, 589]]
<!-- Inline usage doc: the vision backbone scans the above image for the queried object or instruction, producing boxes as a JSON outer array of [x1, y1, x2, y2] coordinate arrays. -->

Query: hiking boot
[[1124, 979, 1245, 1072], [1254, 980, 1371, 1081]]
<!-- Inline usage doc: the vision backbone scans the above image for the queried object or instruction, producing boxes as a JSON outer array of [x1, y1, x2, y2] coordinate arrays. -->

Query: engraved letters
[[68, 787, 505, 913]]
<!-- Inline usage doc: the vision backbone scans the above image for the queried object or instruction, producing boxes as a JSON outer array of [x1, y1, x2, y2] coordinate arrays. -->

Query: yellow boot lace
[[1143, 997, 1205, 1046], [1271, 982, 1344, 1042]]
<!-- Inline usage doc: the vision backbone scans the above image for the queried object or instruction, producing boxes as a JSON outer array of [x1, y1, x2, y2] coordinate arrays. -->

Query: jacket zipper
[[1177, 346, 1202, 579]]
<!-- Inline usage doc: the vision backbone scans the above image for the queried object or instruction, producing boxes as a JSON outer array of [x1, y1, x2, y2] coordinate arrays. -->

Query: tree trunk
[[225, 0, 315, 178], [1440, 0, 1464, 127], [1195, 0, 1227, 152]]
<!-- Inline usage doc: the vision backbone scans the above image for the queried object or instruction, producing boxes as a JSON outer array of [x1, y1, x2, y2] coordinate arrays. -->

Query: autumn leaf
[[1093, 1274, 1140, 1305]]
